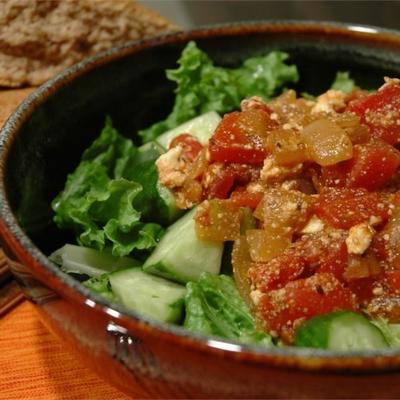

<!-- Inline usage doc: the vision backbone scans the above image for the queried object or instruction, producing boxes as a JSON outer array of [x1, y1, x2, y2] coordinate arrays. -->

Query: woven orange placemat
[[0, 300, 131, 400]]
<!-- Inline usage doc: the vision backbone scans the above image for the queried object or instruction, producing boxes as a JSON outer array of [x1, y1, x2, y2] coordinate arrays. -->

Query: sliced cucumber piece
[[49, 244, 140, 277], [137, 141, 165, 162], [372, 317, 400, 347], [109, 268, 185, 323], [156, 111, 221, 148], [295, 311, 388, 350], [156, 180, 183, 223], [143, 208, 223, 283]]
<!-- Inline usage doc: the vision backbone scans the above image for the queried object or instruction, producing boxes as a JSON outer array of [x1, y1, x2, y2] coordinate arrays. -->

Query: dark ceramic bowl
[[3, 21, 400, 399]]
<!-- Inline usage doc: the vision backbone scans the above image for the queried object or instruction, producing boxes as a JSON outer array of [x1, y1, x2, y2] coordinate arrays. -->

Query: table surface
[[0, 300, 131, 400]]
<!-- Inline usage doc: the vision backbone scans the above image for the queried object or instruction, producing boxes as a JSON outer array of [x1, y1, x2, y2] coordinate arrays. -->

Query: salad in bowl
[[50, 40, 400, 351]]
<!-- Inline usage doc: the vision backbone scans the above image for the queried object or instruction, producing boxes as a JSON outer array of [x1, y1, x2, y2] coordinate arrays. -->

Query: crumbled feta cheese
[[240, 96, 268, 112], [372, 286, 384, 296], [156, 146, 186, 188], [281, 180, 298, 191], [380, 76, 400, 91], [311, 89, 347, 114], [301, 215, 325, 234], [282, 121, 303, 131], [247, 182, 264, 193], [369, 215, 382, 226], [345, 222, 375, 255], [250, 289, 263, 306], [260, 155, 303, 183]]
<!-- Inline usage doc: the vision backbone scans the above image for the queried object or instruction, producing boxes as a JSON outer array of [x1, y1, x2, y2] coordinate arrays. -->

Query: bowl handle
[[106, 321, 161, 377]]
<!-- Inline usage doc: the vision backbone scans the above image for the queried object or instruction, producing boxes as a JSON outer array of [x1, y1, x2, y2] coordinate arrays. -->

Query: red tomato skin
[[347, 141, 400, 191], [318, 240, 348, 282], [205, 164, 259, 200], [231, 190, 264, 209], [347, 277, 378, 303], [320, 142, 400, 191], [347, 83, 400, 145], [209, 112, 267, 164], [249, 253, 306, 292], [320, 162, 349, 188], [385, 270, 400, 294], [370, 233, 389, 262], [314, 187, 389, 229], [209, 140, 267, 164], [169, 133, 203, 162], [258, 273, 357, 341], [207, 170, 235, 199], [212, 112, 247, 144], [249, 233, 347, 291]]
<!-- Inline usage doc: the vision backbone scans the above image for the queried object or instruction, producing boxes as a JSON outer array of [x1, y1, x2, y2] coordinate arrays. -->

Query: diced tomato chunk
[[231, 190, 263, 209], [314, 187, 389, 229], [369, 233, 388, 263], [385, 271, 400, 294], [370, 206, 400, 268], [318, 240, 348, 282], [169, 133, 203, 162], [347, 277, 378, 303], [207, 170, 235, 199], [346, 141, 400, 191], [205, 163, 259, 200], [249, 252, 306, 292], [212, 112, 247, 144], [347, 83, 400, 145], [250, 232, 347, 291], [209, 140, 267, 164], [319, 162, 349, 188], [319, 141, 400, 191], [209, 112, 267, 164], [258, 273, 357, 342], [393, 192, 400, 206]]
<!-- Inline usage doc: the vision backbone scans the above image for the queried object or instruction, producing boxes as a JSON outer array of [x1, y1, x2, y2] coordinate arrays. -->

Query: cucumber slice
[[156, 111, 221, 148], [143, 208, 223, 283], [49, 244, 140, 277], [295, 311, 388, 350], [109, 268, 185, 323], [372, 317, 400, 347], [136, 141, 165, 162], [156, 180, 183, 223]]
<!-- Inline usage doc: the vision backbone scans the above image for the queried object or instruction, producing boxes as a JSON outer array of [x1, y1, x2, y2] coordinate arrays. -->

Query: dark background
[[141, 0, 400, 31]]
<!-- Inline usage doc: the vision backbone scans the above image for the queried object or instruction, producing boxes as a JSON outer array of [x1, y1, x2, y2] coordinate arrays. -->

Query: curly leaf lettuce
[[52, 118, 164, 257], [83, 274, 117, 302], [139, 41, 298, 142], [184, 272, 273, 346], [331, 71, 356, 93]]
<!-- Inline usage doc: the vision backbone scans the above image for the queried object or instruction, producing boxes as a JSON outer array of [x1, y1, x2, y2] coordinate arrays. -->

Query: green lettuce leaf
[[139, 41, 298, 142], [300, 92, 316, 100], [184, 272, 273, 346], [83, 273, 117, 302], [331, 71, 356, 93], [52, 117, 165, 257]]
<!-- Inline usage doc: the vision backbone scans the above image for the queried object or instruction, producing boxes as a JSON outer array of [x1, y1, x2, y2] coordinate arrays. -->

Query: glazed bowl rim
[[2, 19, 400, 369]]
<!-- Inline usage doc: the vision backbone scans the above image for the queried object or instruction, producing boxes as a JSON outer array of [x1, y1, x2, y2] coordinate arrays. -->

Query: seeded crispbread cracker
[[0, 0, 177, 87]]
